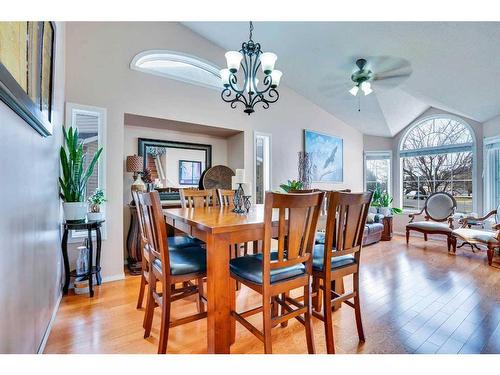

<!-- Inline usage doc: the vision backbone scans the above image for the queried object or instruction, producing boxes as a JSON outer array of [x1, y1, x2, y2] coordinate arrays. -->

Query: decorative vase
[[76, 245, 89, 275], [87, 211, 104, 221], [131, 173, 146, 192], [63, 202, 88, 223], [243, 196, 252, 213]]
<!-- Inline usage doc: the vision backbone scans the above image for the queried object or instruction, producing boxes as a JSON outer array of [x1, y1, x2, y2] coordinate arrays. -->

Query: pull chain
[[249, 21, 253, 41]]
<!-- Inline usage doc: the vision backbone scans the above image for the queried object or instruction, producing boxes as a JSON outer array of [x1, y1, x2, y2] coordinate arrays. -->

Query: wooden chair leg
[[143, 283, 155, 337], [323, 280, 335, 354], [280, 292, 289, 327], [424, 233, 428, 241], [487, 246, 494, 266], [353, 272, 365, 342], [158, 293, 171, 354], [312, 277, 322, 312], [262, 295, 273, 354], [136, 274, 147, 309], [406, 229, 410, 244], [304, 282, 316, 354], [243, 242, 248, 256], [197, 277, 205, 313], [447, 236, 451, 252]]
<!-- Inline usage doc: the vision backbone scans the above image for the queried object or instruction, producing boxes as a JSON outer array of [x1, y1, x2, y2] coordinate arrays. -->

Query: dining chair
[[140, 191, 207, 354], [311, 191, 373, 353], [180, 188, 214, 208], [132, 191, 205, 312], [230, 191, 325, 354]]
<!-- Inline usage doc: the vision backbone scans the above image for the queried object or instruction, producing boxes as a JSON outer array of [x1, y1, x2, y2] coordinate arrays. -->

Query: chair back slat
[[139, 191, 171, 279], [262, 192, 325, 279], [216, 189, 235, 207], [323, 192, 373, 267], [180, 189, 214, 208]]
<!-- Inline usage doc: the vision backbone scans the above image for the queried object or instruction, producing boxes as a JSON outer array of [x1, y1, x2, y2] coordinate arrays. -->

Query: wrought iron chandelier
[[220, 22, 282, 115]]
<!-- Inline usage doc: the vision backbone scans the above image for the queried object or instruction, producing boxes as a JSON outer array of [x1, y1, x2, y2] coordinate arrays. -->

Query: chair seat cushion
[[168, 235, 204, 250], [452, 228, 500, 245], [152, 246, 206, 276], [407, 221, 452, 232], [312, 244, 356, 271], [230, 253, 305, 284]]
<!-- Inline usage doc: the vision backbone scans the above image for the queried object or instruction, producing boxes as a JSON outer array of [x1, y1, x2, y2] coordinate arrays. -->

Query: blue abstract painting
[[304, 130, 343, 182]]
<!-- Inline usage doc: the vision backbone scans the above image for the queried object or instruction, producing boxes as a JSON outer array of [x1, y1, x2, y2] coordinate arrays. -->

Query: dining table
[[164, 204, 333, 354]]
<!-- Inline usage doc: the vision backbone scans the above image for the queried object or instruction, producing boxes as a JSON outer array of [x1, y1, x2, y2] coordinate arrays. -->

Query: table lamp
[[126, 155, 146, 193]]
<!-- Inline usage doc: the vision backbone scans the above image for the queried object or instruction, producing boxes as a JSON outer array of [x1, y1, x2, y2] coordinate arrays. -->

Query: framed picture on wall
[[0, 21, 55, 136], [304, 129, 343, 182], [179, 160, 202, 185]]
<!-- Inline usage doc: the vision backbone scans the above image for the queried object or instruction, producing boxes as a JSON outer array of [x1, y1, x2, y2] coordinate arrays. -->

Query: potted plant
[[87, 188, 106, 221], [370, 184, 402, 216], [279, 179, 303, 193], [59, 126, 103, 222]]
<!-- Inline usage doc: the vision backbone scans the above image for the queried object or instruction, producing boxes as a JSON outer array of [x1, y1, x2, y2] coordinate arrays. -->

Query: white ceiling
[[183, 22, 500, 137]]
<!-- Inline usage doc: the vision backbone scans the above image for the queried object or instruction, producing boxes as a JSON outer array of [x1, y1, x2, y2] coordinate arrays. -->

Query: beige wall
[[65, 22, 364, 281], [484, 115, 500, 138], [0, 23, 65, 353]]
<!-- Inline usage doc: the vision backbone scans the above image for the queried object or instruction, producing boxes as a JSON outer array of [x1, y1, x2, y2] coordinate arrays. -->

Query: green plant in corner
[[279, 179, 303, 193], [371, 183, 402, 215], [59, 126, 103, 202]]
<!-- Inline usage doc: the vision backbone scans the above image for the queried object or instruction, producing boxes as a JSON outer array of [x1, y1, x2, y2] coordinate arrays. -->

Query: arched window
[[400, 116, 474, 213]]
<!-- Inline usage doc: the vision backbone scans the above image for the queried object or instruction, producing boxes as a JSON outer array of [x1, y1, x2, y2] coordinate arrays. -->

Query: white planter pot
[[63, 202, 88, 222], [368, 206, 378, 214], [380, 207, 392, 216], [87, 212, 104, 221]]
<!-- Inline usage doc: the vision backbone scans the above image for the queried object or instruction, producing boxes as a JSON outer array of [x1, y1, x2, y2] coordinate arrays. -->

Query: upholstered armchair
[[452, 205, 500, 266], [406, 192, 457, 252]]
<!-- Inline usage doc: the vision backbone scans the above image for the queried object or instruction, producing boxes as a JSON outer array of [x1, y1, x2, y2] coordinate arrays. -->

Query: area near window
[[364, 151, 391, 195], [254, 132, 271, 204], [484, 136, 500, 212], [400, 116, 474, 213]]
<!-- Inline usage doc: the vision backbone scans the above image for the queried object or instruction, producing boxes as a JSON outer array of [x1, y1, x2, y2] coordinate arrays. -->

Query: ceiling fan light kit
[[349, 58, 374, 96], [220, 21, 281, 115]]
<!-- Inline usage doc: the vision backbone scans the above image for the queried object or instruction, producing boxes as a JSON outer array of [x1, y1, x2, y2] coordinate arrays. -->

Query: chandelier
[[220, 22, 282, 115]]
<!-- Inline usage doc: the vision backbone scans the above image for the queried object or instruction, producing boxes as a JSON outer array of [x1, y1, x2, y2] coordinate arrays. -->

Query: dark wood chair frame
[[311, 191, 373, 354], [406, 191, 457, 252], [141, 191, 207, 354], [132, 191, 150, 317], [230, 191, 325, 354], [180, 188, 214, 208]]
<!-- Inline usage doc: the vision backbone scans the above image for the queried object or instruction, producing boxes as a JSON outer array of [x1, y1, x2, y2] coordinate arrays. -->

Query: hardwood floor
[[44, 236, 500, 354]]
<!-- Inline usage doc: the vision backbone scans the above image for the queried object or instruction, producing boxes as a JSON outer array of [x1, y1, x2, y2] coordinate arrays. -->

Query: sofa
[[315, 213, 384, 247]]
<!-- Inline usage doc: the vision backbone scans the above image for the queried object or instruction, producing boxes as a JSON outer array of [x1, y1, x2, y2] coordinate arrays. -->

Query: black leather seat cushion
[[312, 244, 356, 272], [168, 235, 204, 250], [152, 246, 206, 276], [230, 252, 305, 284]]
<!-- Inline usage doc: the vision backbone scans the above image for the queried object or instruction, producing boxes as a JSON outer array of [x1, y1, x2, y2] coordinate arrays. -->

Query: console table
[[61, 220, 104, 297]]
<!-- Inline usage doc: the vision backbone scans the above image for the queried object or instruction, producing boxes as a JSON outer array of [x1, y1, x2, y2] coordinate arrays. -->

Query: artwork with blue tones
[[304, 130, 343, 182]]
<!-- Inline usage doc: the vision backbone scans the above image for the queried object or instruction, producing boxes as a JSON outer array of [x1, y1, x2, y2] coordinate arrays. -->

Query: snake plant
[[59, 126, 103, 202]]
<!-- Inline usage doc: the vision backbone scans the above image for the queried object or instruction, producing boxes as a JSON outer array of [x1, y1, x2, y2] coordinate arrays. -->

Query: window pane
[[365, 155, 390, 195]]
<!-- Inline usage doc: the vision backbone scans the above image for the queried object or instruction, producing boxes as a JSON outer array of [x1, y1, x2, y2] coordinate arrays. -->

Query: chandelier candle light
[[220, 21, 282, 115]]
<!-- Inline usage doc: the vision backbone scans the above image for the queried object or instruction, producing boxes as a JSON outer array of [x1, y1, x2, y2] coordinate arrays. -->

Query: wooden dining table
[[164, 204, 330, 354]]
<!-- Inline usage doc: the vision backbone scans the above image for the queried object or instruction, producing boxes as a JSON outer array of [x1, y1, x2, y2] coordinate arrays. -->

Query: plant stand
[[381, 216, 393, 241]]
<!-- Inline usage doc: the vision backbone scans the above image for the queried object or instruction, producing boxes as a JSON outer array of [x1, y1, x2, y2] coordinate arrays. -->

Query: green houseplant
[[279, 179, 303, 193], [59, 126, 103, 222], [87, 188, 106, 221], [371, 184, 402, 216]]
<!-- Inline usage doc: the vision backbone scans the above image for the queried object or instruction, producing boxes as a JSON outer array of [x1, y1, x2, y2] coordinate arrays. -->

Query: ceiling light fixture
[[220, 22, 282, 115], [349, 58, 374, 97]]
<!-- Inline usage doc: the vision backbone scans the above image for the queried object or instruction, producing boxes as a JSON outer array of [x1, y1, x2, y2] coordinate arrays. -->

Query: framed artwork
[[0, 21, 55, 136], [304, 129, 343, 182], [179, 160, 202, 185]]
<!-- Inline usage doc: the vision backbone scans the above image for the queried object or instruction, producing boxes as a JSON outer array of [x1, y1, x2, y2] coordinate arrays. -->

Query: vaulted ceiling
[[184, 22, 500, 137]]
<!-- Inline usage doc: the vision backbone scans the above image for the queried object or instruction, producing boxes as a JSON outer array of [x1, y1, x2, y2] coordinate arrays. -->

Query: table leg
[[88, 228, 94, 298], [61, 228, 70, 294], [96, 226, 102, 285], [206, 233, 232, 354]]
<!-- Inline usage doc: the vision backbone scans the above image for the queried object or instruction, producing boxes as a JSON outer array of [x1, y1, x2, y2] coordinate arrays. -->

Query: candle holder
[[243, 195, 252, 213], [233, 183, 246, 214]]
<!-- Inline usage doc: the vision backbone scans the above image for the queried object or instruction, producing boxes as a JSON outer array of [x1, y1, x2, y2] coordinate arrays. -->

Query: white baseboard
[[102, 273, 126, 283], [37, 292, 62, 354]]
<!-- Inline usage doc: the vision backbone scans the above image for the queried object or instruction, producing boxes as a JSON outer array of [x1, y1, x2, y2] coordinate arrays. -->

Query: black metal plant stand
[[61, 220, 104, 297]]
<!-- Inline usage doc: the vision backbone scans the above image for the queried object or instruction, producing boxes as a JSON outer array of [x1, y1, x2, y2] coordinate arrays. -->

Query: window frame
[[65, 102, 107, 242], [397, 114, 477, 214], [483, 135, 500, 212], [363, 150, 392, 196], [253, 131, 272, 204]]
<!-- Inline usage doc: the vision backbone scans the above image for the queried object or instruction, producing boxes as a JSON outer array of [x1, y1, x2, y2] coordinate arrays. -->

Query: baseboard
[[102, 273, 126, 283], [37, 292, 62, 354]]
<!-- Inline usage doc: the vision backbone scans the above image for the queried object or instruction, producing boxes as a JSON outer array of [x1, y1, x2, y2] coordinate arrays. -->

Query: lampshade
[[270, 70, 282, 88], [126, 155, 144, 173], [349, 85, 359, 96], [225, 51, 243, 73], [260, 52, 277, 75], [220, 68, 230, 87], [361, 81, 373, 95]]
